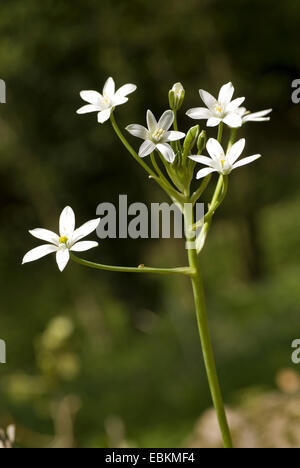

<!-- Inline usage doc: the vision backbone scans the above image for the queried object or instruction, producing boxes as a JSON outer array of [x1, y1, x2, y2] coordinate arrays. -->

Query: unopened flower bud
[[183, 125, 200, 156], [197, 130, 207, 154], [169, 83, 185, 111]]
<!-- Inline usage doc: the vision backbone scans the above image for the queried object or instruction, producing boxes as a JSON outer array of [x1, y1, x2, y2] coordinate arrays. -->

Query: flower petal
[[207, 117, 222, 127], [59, 207, 75, 238], [22, 244, 58, 265], [243, 109, 272, 122], [165, 131, 186, 141], [227, 138, 246, 165], [199, 90, 217, 109], [71, 218, 100, 245], [189, 155, 214, 167], [218, 82, 234, 105], [186, 107, 212, 120], [138, 140, 156, 158], [97, 109, 112, 123], [158, 110, 174, 131], [56, 249, 70, 272], [70, 241, 99, 252], [115, 84, 137, 98], [223, 113, 243, 128], [206, 138, 225, 161], [76, 104, 101, 115], [226, 97, 245, 113], [103, 77, 115, 98], [156, 143, 176, 164], [126, 124, 149, 140], [80, 91, 102, 105], [113, 96, 129, 106], [29, 228, 59, 245], [146, 110, 158, 132], [196, 167, 216, 179], [232, 154, 261, 170]]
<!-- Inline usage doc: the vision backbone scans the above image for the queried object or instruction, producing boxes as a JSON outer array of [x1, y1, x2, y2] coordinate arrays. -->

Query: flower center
[[215, 103, 223, 115], [152, 128, 166, 142], [221, 159, 226, 166], [59, 236, 68, 245], [102, 95, 111, 109]]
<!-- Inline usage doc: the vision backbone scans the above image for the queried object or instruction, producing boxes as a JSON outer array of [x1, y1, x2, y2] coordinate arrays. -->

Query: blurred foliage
[[0, 0, 300, 448]]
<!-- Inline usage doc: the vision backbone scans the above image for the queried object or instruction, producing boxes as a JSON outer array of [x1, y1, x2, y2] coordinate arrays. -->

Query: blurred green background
[[1, 0, 300, 448]]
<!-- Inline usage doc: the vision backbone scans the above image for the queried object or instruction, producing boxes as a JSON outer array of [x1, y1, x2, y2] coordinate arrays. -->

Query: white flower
[[189, 138, 261, 179], [22, 207, 100, 272], [126, 110, 185, 163], [77, 77, 137, 124], [235, 107, 272, 124], [186, 82, 245, 128]]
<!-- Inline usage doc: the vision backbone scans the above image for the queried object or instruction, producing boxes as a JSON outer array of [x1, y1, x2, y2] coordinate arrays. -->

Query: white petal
[[103, 77, 115, 98], [189, 155, 214, 167], [22, 244, 58, 265], [77, 104, 101, 115], [207, 117, 222, 127], [226, 97, 245, 113], [222, 113, 243, 128], [218, 82, 234, 105], [126, 124, 149, 140], [232, 154, 261, 169], [243, 109, 272, 122], [80, 91, 102, 105], [115, 84, 137, 98], [165, 131, 186, 141], [158, 110, 174, 131], [70, 241, 99, 252], [56, 249, 70, 272], [71, 218, 100, 245], [227, 138, 246, 165], [186, 107, 212, 120], [199, 90, 217, 109], [139, 140, 156, 158], [29, 228, 59, 245], [97, 109, 112, 123], [146, 110, 157, 132], [206, 138, 225, 161], [113, 96, 129, 106], [196, 167, 216, 179], [156, 143, 176, 164], [59, 206, 75, 238]]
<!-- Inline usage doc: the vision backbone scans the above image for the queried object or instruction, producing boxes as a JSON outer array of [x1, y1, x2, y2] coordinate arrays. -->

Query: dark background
[[1, 0, 300, 448]]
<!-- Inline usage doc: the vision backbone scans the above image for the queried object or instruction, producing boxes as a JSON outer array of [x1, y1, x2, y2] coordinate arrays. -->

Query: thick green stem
[[184, 207, 233, 449], [70, 253, 193, 277]]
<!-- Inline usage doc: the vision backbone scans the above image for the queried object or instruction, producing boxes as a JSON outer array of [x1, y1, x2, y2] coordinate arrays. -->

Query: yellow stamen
[[153, 128, 166, 141], [59, 236, 68, 245]]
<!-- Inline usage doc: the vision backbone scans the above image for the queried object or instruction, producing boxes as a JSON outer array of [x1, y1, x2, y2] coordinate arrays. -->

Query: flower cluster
[[23, 76, 271, 271]]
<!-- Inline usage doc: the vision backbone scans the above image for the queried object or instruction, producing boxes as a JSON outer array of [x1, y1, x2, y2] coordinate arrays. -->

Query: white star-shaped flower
[[22, 207, 100, 272], [186, 82, 245, 128], [77, 77, 137, 124], [189, 138, 261, 179], [126, 110, 185, 163]]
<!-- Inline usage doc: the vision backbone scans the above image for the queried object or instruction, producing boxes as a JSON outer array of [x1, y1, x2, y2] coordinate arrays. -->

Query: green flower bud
[[197, 130, 207, 154], [183, 125, 200, 155], [169, 83, 185, 111]]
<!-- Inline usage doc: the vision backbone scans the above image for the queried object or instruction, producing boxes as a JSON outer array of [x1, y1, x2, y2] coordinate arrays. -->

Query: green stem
[[184, 206, 233, 449], [70, 253, 193, 277], [217, 122, 224, 143], [191, 174, 212, 205], [227, 128, 237, 151]]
